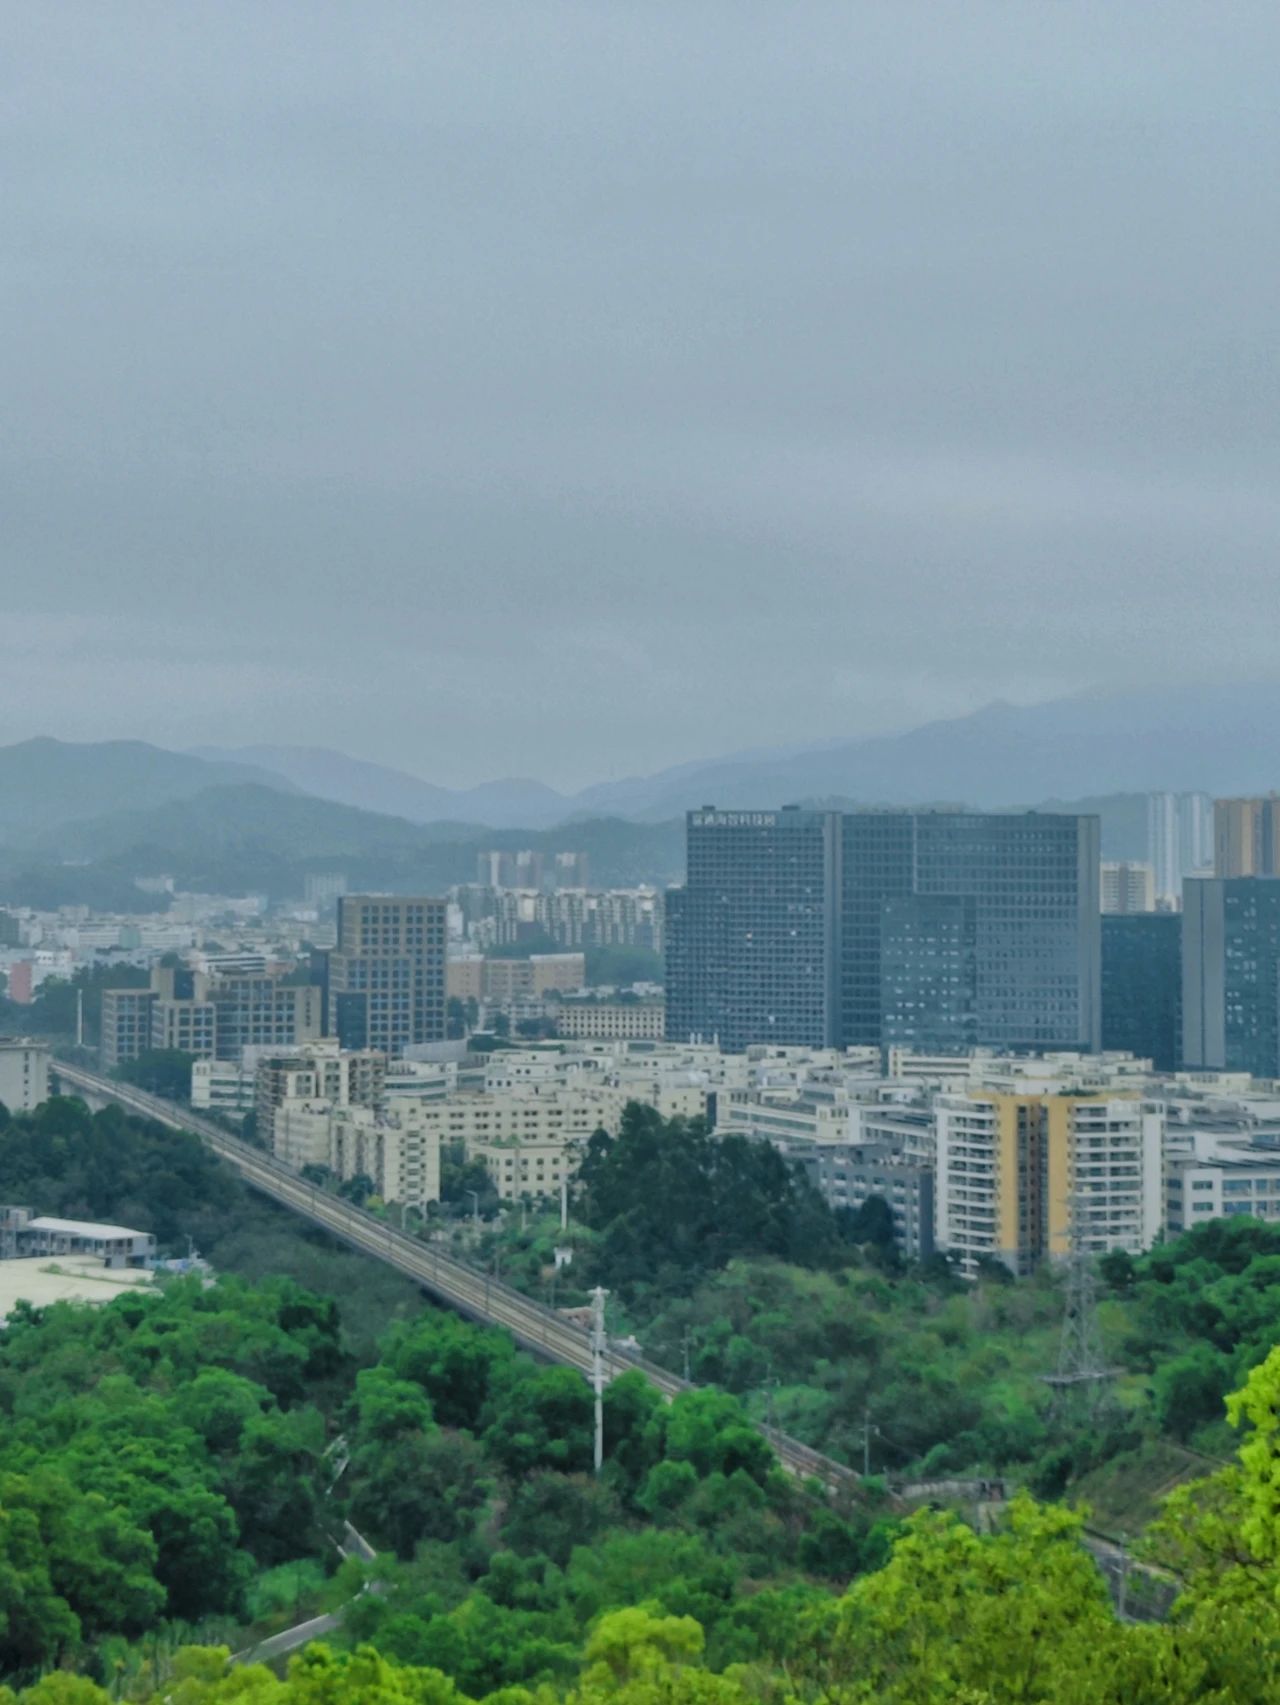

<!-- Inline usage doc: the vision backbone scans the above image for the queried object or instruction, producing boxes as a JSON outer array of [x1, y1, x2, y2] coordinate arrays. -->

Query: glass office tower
[[665, 807, 841, 1051], [880, 892, 979, 1054], [1183, 877, 1280, 1077], [1102, 912, 1180, 1071], [669, 806, 1100, 1055], [844, 811, 1101, 1054]]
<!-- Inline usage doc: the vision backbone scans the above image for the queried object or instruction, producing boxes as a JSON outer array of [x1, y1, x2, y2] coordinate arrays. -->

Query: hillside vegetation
[[7, 1096, 1280, 1699]]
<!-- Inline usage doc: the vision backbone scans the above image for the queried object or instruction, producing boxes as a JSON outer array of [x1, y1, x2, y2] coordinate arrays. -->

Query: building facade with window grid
[[328, 895, 447, 1056], [665, 807, 842, 1052]]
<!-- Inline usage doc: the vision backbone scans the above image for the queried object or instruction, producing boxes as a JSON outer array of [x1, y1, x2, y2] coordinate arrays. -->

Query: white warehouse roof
[[26, 1216, 150, 1241]]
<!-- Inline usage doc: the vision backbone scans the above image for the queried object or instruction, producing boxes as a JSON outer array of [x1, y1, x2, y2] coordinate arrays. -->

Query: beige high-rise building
[[328, 895, 447, 1056], [1100, 861, 1156, 915], [1214, 796, 1280, 878], [328, 1103, 443, 1210], [102, 966, 322, 1066], [481, 954, 585, 1002], [446, 957, 484, 1002]]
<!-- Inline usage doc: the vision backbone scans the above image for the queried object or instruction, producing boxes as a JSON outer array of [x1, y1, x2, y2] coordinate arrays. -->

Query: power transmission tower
[[1042, 1193, 1117, 1424], [590, 1285, 609, 1475]]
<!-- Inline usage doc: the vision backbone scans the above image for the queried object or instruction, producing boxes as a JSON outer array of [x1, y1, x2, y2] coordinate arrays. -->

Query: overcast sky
[[4, 4, 1279, 789]]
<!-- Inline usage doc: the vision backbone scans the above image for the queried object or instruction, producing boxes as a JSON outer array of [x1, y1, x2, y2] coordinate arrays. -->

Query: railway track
[[54, 1063, 863, 1496]]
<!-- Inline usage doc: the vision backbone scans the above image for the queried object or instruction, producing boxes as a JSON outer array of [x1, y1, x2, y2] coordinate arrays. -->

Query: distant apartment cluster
[[178, 1026, 1280, 1281], [458, 885, 663, 954], [55, 784, 1280, 1285], [199, 1035, 714, 1212], [102, 965, 324, 1069], [700, 1042, 1280, 1277], [101, 895, 446, 1069], [474, 849, 590, 890]]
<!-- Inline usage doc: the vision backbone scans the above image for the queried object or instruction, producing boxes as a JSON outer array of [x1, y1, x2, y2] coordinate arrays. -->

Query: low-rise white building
[[471, 1137, 581, 1201], [191, 1058, 257, 1117], [557, 1000, 666, 1041], [1165, 1131, 1280, 1232]]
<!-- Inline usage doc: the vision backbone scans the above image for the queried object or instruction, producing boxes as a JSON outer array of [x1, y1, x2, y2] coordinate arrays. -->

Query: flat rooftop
[[26, 1216, 150, 1241], [0, 1256, 155, 1321]]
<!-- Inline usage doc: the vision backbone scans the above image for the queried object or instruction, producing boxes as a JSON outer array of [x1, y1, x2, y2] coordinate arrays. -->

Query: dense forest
[[8, 1096, 1280, 1700], [0, 1097, 890, 1690], [6, 1366, 1280, 1700], [477, 1105, 1279, 1521]]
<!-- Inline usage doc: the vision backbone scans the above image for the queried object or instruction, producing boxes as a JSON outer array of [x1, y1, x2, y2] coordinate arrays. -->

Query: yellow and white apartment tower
[[935, 1090, 1162, 1278]]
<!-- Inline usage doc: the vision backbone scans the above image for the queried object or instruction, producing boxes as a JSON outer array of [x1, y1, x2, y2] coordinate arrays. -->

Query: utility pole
[[560, 1178, 569, 1232], [466, 1189, 480, 1235], [681, 1328, 692, 1383], [858, 1407, 880, 1477], [75, 988, 84, 1050], [1117, 1533, 1131, 1621], [591, 1285, 609, 1476], [764, 1376, 779, 1437]]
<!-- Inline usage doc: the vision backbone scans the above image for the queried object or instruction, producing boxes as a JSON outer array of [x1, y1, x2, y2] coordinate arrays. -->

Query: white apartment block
[[272, 1099, 339, 1173], [882, 1049, 1154, 1096], [255, 1043, 388, 1149], [0, 1040, 50, 1114], [269, 1082, 613, 1201], [727, 1096, 855, 1148], [384, 1058, 457, 1102], [328, 1103, 443, 1210], [191, 1059, 257, 1117], [1157, 1081, 1280, 1231]]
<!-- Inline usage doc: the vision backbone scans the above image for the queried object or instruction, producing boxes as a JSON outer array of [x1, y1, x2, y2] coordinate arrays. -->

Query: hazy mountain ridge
[[189, 684, 1280, 827], [3, 681, 1273, 886], [191, 744, 570, 829], [0, 780, 685, 904], [0, 738, 295, 841]]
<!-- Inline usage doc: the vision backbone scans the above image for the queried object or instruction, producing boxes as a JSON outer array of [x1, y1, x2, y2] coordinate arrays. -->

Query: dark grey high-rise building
[[1183, 878, 1280, 1077], [664, 807, 841, 1051], [667, 807, 1100, 1055], [328, 894, 447, 1056], [880, 893, 978, 1054], [844, 811, 1101, 1054], [1102, 912, 1181, 1071]]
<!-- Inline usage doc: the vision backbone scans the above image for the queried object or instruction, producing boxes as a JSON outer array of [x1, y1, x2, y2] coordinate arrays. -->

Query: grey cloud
[[3, 2, 1279, 787]]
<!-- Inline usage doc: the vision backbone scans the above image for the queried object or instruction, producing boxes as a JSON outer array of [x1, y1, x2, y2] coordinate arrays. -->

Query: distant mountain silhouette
[[190, 744, 570, 829], [573, 686, 1280, 819], [0, 739, 292, 841], [10, 683, 1279, 853]]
